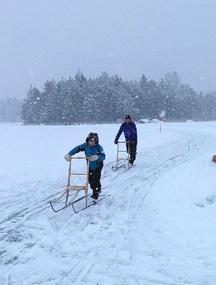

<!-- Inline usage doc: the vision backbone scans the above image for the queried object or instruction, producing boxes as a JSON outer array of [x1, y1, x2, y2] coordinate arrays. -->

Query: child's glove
[[64, 154, 71, 161], [89, 154, 99, 161]]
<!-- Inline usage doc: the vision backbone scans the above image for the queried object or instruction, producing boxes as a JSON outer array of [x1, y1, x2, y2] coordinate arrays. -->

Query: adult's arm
[[114, 124, 124, 142]]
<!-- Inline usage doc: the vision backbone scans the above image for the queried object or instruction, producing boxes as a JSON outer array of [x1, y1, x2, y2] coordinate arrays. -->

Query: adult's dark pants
[[126, 140, 137, 164], [89, 166, 103, 198]]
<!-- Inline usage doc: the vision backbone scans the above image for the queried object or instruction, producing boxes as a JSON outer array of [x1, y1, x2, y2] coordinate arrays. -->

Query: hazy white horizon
[[1, 0, 216, 99]]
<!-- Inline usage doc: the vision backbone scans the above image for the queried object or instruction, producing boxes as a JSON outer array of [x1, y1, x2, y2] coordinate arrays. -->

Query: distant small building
[[137, 118, 150, 123], [151, 119, 160, 123]]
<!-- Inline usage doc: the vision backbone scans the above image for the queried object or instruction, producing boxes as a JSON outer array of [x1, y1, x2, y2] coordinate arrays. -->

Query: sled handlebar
[[70, 156, 89, 160]]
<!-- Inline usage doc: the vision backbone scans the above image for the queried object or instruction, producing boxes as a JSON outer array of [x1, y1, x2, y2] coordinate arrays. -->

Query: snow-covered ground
[[1, 121, 216, 285]]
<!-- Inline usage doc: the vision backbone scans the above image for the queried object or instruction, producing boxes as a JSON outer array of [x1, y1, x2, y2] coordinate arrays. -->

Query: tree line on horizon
[[15, 71, 216, 124], [0, 98, 22, 122]]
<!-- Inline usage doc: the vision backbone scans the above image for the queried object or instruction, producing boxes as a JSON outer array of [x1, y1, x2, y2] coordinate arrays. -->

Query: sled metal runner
[[71, 194, 110, 213], [50, 156, 90, 213], [50, 193, 90, 213], [112, 141, 130, 171]]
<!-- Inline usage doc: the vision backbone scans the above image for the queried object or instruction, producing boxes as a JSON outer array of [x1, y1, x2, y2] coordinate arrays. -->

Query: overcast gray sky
[[1, 0, 216, 99]]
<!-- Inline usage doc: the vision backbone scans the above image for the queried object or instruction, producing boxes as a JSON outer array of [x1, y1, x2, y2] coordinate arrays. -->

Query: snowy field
[[1, 121, 216, 285]]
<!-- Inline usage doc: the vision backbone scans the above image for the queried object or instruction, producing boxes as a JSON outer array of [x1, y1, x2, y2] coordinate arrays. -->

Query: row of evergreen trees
[[21, 71, 216, 124], [0, 98, 22, 122]]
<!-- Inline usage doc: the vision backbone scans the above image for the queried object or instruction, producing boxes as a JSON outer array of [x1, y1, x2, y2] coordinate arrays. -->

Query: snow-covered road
[[1, 122, 216, 285]]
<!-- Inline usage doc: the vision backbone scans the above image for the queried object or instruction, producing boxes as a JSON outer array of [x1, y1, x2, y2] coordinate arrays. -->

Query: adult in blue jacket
[[114, 114, 137, 165], [64, 132, 105, 200]]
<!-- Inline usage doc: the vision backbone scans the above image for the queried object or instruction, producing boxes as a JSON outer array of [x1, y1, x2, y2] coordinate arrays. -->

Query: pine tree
[[21, 86, 42, 124], [41, 80, 57, 124]]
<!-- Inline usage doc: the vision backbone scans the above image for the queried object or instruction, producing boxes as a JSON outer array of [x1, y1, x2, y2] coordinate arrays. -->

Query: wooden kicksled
[[50, 156, 90, 213], [112, 141, 130, 171]]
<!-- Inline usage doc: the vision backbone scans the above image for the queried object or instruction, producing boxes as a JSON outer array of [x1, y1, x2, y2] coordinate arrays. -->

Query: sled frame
[[50, 156, 90, 212], [112, 141, 130, 171]]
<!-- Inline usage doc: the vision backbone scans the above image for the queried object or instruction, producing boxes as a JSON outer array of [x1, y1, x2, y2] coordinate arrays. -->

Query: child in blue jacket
[[114, 114, 137, 165], [64, 132, 105, 200]]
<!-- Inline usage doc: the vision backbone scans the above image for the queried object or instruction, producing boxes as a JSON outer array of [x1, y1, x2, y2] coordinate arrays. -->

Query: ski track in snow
[[1, 123, 216, 284]]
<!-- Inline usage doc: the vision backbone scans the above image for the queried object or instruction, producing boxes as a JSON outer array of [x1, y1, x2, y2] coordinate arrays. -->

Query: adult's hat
[[125, 114, 131, 120]]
